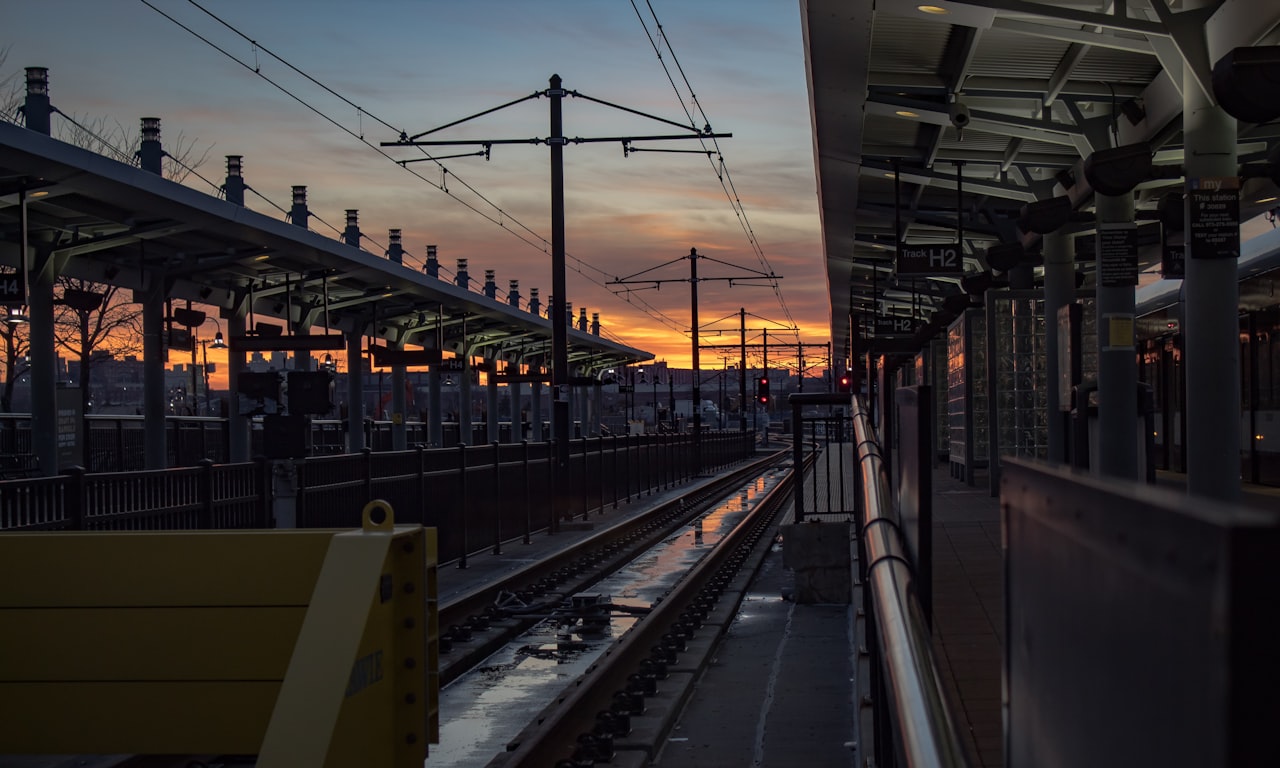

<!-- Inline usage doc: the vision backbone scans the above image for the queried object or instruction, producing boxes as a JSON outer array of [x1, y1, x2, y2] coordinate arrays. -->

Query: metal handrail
[[852, 394, 970, 767]]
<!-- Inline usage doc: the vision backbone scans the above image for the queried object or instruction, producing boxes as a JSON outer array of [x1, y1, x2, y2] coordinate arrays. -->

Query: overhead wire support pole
[[382, 74, 733, 517], [609, 249, 778, 473]]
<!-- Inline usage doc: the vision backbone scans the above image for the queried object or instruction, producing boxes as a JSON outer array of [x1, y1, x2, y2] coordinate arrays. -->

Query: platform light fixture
[[895, 110, 919, 118], [918, 4, 950, 14]]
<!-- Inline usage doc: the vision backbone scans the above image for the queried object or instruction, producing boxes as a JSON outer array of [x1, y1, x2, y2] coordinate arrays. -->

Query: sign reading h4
[[896, 243, 964, 275]]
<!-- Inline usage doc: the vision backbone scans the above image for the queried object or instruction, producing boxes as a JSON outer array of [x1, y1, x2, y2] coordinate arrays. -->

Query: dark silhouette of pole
[[690, 248, 702, 472], [549, 75, 570, 521], [740, 308, 748, 431]]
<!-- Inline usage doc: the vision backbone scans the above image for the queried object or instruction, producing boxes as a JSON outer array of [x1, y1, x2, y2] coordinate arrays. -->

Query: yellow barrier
[[0, 500, 439, 767]]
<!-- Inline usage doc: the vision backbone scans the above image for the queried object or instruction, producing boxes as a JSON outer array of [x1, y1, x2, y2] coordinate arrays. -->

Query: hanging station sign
[[874, 315, 918, 337], [1188, 176, 1241, 259], [895, 243, 964, 275]]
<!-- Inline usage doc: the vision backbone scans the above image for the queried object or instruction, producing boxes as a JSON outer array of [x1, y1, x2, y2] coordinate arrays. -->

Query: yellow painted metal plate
[[0, 530, 336, 607], [0, 606, 304, 681], [0, 681, 279, 753]]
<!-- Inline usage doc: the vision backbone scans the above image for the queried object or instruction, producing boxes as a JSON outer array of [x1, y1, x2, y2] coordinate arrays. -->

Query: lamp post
[[200, 323, 227, 416]]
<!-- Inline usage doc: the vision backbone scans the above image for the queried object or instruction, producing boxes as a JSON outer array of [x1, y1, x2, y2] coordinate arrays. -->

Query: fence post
[[417, 444, 428, 522], [579, 439, 589, 521], [66, 466, 86, 530], [522, 440, 532, 545], [258, 455, 274, 527], [598, 436, 606, 515], [199, 458, 215, 529], [362, 447, 374, 501], [115, 419, 126, 472], [492, 441, 502, 555], [457, 442, 469, 569]]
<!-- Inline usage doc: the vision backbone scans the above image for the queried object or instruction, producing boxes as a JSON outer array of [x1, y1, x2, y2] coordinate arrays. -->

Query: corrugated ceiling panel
[[870, 16, 951, 75], [863, 114, 928, 149], [1071, 47, 1163, 84], [938, 127, 1011, 152], [968, 27, 1074, 80]]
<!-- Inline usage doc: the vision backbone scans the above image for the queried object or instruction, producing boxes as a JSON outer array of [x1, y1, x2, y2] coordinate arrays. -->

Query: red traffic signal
[[837, 374, 852, 393], [757, 376, 770, 405]]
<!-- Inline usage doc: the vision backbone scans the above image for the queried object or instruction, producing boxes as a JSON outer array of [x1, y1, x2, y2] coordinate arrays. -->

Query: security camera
[[948, 100, 971, 129]]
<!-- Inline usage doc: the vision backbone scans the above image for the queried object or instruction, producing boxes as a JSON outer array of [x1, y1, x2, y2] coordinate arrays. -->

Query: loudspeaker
[[287, 371, 334, 415], [238, 371, 281, 401], [263, 414, 310, 459]]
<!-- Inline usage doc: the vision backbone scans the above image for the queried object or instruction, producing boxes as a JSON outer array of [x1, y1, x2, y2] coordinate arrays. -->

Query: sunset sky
[[3, 0, 828, 372]]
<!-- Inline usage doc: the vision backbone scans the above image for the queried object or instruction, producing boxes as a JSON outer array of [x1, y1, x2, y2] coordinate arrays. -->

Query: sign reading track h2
[[895, 243, 964, 275]]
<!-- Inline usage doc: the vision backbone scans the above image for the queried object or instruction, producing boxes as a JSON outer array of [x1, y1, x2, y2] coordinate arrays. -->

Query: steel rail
[[852, 395, 971, 767], [486, 448, 810, 766]]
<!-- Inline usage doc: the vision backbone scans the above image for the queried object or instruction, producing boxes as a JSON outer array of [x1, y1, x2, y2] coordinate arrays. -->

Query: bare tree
[[53, 278, 144, 415], [0, 48, 21, 125], [55, 113, 212, 182]]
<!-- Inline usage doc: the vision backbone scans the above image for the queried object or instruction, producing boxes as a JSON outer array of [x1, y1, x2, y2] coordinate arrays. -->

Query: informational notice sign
[[1098, 223, 1138, 287], [874, 315, 917, 337], [1188, 176, 1241, 259], [55, 387, 83, 471], [895, 243, 964, 275]]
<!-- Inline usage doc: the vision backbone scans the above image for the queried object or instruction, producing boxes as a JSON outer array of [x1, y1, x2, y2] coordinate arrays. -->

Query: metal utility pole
[[740, 308, 747, 430], [385, 75, 729, 516], [610, 248, 777, 474]]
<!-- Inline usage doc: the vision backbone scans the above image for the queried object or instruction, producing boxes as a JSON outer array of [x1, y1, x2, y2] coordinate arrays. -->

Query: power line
[[630, 0, 797, 330], [138, 0, 686, 336]]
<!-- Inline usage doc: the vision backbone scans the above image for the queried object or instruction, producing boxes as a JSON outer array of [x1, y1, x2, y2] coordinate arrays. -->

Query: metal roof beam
[[991, 17, 1154, 54], [944, 0, 1167, 36], [52, 220, 195, 258], [868, 73, 1145, 98]]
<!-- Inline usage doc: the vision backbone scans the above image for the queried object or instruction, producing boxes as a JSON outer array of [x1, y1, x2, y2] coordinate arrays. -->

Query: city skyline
[[3, 0, 828, 375]]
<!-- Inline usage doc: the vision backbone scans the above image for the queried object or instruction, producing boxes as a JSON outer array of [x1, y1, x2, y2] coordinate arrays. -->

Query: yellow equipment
[[0, 500, 439, 767]]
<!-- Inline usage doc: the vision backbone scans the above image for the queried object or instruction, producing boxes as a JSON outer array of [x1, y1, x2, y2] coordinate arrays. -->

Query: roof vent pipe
[[508, 280, 520, 308], [424, 245, 439, 278], [591, 312, 600, 336], [139, 117, 163, 175], [386, 228, 403, 264], [342, 210, 361, 247], [483, 269, 497, 299], [527, 288, 540, 316], [455, 259, 469, 289], [289, 186, 309, 228], [224, 156, 245, 206], [577, 307, 588, 331], [23, 67, 51, 135]]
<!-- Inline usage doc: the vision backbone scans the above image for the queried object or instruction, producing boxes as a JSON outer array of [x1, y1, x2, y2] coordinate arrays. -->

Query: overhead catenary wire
[[629, 0, 798, 331], [137, 0, 687, 336]]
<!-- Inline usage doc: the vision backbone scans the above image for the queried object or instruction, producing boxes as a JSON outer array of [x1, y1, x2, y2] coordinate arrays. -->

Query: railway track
[[432, 447, 809, 766]]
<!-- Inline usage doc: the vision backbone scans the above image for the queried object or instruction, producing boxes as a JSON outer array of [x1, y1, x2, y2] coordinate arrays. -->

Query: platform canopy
[[802, 0, 1280, 359], [0, 120, 649, 373]]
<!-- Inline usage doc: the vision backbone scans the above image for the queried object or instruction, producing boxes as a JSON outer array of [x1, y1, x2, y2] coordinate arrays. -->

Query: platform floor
[[930, 467, 1004, 768]]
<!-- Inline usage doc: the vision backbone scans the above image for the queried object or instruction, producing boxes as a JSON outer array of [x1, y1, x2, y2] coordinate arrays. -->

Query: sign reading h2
[[896, 243, 964, 275], [874, 315, 917, 337]]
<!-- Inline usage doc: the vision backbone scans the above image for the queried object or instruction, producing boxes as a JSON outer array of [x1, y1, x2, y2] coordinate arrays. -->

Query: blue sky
[[4, 0, 827, 367]]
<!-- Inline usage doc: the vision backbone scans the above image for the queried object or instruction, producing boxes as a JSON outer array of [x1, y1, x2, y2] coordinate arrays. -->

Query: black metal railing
[[2, 429, 756, 566], [0, 459, 272, 531], [851, 394, 970, 767]]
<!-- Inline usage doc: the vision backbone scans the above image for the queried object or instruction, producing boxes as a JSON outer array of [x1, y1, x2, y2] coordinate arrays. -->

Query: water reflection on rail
[[429, 469, 786, 766]]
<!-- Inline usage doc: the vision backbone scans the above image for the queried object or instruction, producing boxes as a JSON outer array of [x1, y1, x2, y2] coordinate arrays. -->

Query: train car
[[1135, 225, 1280, 486]]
